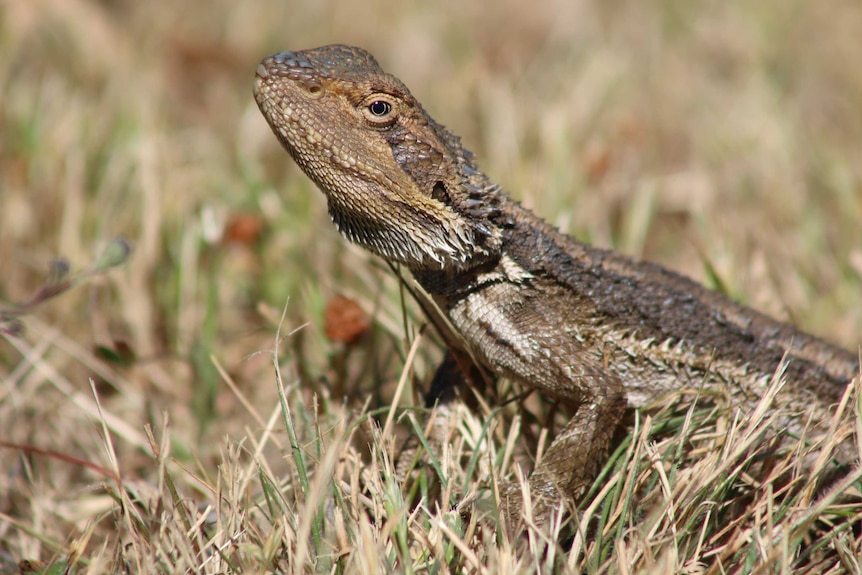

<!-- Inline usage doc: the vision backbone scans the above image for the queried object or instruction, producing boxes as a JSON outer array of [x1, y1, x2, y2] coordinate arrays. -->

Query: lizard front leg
[[446, 279, 627, 530], [515, 380, 627, 527]]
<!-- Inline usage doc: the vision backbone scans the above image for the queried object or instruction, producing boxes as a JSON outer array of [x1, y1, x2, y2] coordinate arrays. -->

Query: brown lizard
[[253, 44, 860, 530]]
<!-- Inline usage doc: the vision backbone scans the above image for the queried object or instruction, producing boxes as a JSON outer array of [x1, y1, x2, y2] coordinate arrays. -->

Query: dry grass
[[2, 0, 862, 572]]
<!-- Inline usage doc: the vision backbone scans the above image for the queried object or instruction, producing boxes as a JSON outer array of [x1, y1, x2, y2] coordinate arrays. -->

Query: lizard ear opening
[[432, 181, 450, 205]]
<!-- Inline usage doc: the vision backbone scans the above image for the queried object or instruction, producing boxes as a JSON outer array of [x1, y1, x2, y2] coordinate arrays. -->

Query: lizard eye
[[368, 101, 391, 116], [362, 96, 397, 127]]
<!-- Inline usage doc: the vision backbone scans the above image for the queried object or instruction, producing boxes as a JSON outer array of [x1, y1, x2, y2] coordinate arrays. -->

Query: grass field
[[2, 0, 862, 572]]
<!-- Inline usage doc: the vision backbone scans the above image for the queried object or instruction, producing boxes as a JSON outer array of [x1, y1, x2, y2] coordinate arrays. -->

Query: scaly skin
[[253, 44, 859, 530]]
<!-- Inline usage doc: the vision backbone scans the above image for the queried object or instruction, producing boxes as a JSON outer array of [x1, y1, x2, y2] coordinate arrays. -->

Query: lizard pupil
[[368, 101, 391, 116]]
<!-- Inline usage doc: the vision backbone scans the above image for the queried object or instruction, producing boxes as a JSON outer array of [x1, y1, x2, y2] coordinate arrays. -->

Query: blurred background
[[1, 0, 861, 564]]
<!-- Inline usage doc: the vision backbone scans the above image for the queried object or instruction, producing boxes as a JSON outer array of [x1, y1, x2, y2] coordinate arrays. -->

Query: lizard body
[[253, 44, 859, 527]]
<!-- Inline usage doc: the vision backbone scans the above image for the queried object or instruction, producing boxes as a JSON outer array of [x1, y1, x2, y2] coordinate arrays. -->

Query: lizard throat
[[328, 199, 494, 270]]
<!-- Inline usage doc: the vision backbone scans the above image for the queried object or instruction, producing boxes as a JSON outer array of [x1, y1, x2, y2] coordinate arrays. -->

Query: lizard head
[[254, 44, 501, 271]]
